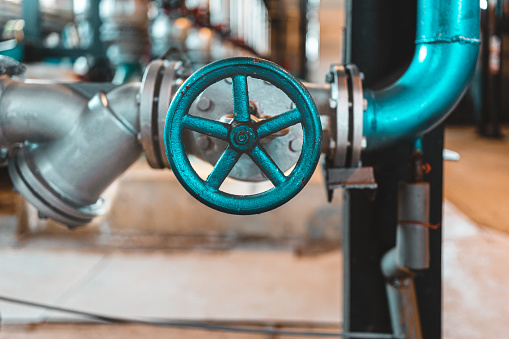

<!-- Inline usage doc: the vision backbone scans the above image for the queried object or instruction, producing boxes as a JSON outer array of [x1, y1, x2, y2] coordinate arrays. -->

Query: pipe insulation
[[363, 0, 480, 150]]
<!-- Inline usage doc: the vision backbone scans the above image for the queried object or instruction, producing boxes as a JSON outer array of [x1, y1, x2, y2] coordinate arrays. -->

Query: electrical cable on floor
[[0, 295, 403, 338]]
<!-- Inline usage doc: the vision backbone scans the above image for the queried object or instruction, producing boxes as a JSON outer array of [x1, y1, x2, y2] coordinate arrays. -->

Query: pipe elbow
[[363, 0, 480, 151], [0, 79, 86, 146], [7, 82, 142, 228], [364, 42, 479, 150]]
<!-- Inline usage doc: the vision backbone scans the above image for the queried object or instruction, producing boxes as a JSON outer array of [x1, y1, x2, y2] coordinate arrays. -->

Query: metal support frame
[[342, 128, 443, 338], [344, 0, 443, 338]]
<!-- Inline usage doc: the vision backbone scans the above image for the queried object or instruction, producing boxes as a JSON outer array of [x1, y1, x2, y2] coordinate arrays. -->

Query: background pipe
[[363, 0, 480, 150]]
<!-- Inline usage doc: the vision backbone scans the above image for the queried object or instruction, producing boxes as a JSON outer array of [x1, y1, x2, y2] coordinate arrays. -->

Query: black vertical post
[[492, 0, 503, 137], [417, 126, 444, 339], [299, 0, 308, 79], [479, 0, 503, 137], [265, 0, 288, 69], [343, 0, 443, 338], [479, 5, 491, 134]]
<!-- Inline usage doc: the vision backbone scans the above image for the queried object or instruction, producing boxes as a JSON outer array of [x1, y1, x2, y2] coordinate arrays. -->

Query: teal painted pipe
[[363, 0, 480, 150]]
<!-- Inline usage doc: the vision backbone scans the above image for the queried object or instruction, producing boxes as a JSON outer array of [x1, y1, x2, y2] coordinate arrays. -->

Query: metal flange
[[9, 146, 107, 228], [327, 64, 364, 168], [323, 64, 373, 202], [139, 59, 184, 169]]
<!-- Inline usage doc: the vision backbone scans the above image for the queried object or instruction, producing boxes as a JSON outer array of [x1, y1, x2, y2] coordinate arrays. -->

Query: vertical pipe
[[381, 182, 430, 277], [396, 182, 430, 271], [386, 278, 423, 339], [380, 181, 430, 339]]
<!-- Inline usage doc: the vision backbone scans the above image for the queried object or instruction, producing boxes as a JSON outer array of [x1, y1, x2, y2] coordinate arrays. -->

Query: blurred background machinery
[[0, 0, 336, 81]]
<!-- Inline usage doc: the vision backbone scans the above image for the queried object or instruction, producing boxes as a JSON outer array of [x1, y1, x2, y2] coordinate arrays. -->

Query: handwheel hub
[[230, 125, 257, 151]]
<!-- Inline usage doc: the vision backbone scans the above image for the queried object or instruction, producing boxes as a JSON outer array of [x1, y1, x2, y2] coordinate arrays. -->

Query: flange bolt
[[325, 71, 334, 84], [197, 96, 212, 111]]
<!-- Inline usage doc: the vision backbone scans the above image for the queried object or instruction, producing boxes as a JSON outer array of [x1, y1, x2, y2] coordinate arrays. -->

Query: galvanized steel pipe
[[1, 78, 142, 227], [363, 0, 480, 150], [0, 76, 85, 145]]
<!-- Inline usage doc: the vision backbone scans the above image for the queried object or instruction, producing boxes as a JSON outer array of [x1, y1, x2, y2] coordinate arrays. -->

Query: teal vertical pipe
[[363, 0, 480, 150]]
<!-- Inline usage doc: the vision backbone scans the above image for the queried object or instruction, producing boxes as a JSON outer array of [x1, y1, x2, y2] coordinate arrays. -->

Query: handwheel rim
[[165, 57, 322, 214]]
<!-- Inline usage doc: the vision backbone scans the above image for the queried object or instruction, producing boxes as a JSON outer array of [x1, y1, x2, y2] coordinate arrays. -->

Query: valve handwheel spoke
[[182, 115, 230, 141], [206, 147, 241, 190], [248, 145, 286, 186], [256, 108, 302, 139], [165, 57, 322, 215], [232, 75, 251, 122]]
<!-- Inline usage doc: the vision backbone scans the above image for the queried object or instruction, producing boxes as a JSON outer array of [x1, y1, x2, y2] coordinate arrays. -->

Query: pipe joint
[[3, 79, 142, 227]]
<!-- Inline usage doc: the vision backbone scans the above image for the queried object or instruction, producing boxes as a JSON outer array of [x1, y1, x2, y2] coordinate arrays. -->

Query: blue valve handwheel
[[164, 57, 322, 214]]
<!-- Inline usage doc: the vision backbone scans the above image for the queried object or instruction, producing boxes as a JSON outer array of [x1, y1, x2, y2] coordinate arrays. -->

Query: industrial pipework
[[0, 72, 142, 227], [0, 0, 480, 226], [363, 0, 480, 150]]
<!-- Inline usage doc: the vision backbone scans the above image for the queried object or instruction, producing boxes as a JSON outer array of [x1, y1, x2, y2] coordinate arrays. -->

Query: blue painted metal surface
[[165, 57, 322, 214], [363, 0, 480, 150]]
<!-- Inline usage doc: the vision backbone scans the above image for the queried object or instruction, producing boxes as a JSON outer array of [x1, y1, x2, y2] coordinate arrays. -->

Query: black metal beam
[[299, 0, 308, 79], [343, 1, 443, 338]]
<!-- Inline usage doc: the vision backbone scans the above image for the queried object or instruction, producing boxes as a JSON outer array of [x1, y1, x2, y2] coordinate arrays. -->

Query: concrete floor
[[444, 126, 509, 233], [0, 250, 342, 324], [8, 163, 342, 253], [1, 201, 509, 338]]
